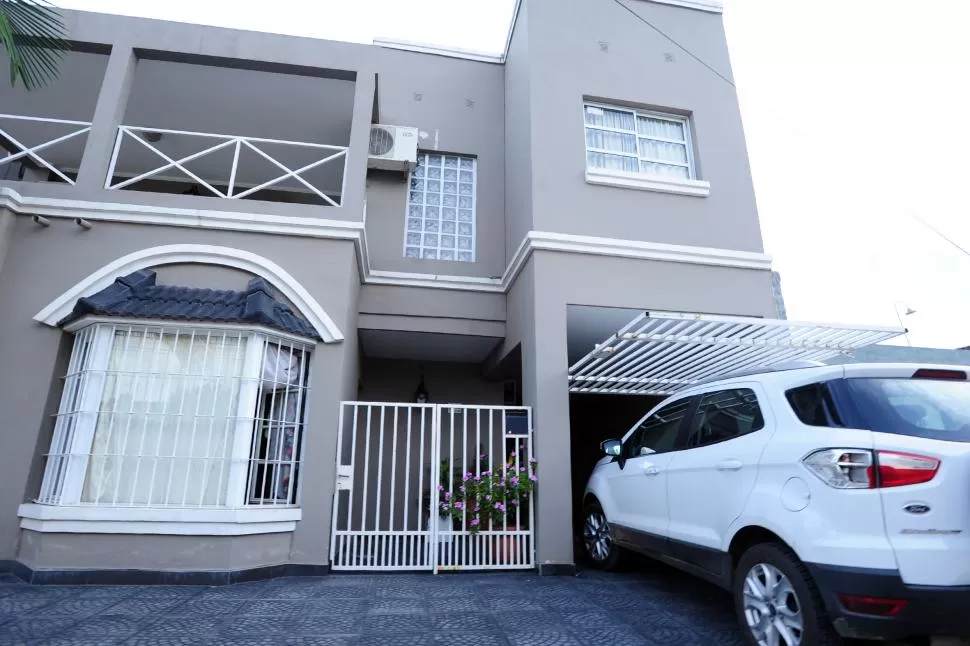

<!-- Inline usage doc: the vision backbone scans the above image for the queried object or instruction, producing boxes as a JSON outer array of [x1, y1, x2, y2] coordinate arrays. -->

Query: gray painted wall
[[520, 0, 764, 253], [18, 531, 292, 571], [503, 0, 535, 264], [511, 251, 775, 567], [0, 216, 359, 566]]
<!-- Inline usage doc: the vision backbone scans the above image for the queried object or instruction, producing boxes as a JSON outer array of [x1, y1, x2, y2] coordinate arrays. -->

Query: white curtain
[[257, 344, 303, 502], [82, 330, 247, 506]]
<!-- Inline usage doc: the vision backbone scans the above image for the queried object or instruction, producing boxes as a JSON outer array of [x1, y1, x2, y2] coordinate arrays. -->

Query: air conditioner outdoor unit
[[367, 124, 419, 171]]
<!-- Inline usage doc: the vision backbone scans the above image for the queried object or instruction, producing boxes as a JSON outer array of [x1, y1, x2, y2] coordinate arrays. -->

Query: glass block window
[[583, 103, 696, 179], [404, 153, 477, 262]]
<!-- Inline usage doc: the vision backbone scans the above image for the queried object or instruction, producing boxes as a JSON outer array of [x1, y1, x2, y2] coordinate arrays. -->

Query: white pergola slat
[[568, 311, 904, 396]]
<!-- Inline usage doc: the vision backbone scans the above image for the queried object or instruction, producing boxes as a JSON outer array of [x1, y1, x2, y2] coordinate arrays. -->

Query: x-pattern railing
[[0, 114, 92, 185], [106, 126, 348, 206]]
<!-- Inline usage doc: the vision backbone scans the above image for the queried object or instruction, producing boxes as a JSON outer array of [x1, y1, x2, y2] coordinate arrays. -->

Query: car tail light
[[838, 594, 908, 617], [876, 451, 940, 487], [912, 368, 967, 380], [803, 449, 873, 489], [803, 449, 939, 489]]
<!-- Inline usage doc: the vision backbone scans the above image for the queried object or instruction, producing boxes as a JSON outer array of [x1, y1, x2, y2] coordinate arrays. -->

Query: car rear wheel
[[734, 543, 840, 646], [582, 500, 622, 570]]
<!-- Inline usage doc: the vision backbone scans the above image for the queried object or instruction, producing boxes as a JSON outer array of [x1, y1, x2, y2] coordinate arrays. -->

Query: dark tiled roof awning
[[57, 269, 321, 341]]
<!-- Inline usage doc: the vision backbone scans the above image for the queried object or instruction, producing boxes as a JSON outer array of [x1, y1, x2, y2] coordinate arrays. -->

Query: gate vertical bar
[[428, 405, 440, 573]]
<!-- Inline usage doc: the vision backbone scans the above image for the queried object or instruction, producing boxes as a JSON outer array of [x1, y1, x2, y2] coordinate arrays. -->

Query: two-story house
[[0, 0, 901, 583]]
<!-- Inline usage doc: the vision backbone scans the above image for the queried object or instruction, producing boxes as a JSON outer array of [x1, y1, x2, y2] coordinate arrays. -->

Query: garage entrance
[[564, 308, 905, 554]]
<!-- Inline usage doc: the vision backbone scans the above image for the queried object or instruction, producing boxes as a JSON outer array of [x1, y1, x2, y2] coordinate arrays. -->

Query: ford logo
[[904, 503, 930, 515]]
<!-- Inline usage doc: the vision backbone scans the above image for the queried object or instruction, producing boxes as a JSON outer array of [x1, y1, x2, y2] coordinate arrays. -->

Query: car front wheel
[[734, 543, 839, 646], [582, 500, 622, 570]]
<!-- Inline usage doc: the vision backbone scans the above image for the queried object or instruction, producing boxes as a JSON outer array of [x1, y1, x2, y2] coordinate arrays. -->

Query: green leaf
[[0, 0, 69, 90]]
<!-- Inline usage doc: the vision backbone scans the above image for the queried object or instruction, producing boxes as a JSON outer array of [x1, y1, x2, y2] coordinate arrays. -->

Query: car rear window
[[845, 377, 970, 442]]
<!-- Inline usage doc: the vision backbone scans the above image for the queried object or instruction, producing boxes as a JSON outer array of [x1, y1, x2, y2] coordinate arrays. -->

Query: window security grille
[[38, 324, 311, 509]]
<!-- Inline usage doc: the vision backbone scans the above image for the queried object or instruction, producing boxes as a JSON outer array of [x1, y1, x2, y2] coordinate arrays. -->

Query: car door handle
[[642, 463, 660, 476], [716, 459, 743, 471]]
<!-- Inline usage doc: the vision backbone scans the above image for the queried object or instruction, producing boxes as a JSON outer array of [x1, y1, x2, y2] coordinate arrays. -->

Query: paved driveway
[[0, 564, 743, 646]]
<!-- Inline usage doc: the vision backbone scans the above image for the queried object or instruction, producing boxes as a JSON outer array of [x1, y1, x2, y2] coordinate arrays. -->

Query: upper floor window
[[584, 103, 696, 180], [38, 323, 311, 510], [405, 153, 477, 262]]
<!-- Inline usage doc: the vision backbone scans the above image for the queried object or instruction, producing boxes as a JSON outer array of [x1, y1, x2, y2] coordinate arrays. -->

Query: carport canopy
[[568, 311, 905, 396]]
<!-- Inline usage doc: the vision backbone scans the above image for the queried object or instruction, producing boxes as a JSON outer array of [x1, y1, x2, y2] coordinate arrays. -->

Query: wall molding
[[585, 168, 711, 197], [31, 242, 346, 342], [372, 0, 722, 65], [18, 503, 300, 536], [2, 187, 772, 301]]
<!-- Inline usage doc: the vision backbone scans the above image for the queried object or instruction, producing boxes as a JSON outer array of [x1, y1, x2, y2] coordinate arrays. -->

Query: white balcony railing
[[0, 114, 92, 185], [106, 125, 349, 206]]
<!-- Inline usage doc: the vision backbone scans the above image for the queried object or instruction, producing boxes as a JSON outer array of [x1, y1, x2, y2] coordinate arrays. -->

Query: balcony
[[106, 125, 348, 206], [0, 49, 108, 184], [2, 51, 359, 212]]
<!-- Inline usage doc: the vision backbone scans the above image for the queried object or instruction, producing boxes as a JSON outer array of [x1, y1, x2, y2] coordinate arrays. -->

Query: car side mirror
[[601, 439, 622, 457]]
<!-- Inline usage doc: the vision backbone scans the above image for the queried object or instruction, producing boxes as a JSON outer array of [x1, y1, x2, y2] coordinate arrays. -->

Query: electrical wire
[[611, 0, 970, 259]]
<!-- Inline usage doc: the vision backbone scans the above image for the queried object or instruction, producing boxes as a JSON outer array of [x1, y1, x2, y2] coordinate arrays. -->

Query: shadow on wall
[[568, 393, 660, 542], [358, 357, 505, 405]]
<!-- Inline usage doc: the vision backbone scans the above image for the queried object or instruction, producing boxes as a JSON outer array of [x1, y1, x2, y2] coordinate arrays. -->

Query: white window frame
[[403, 152, 478, 262], [582, 101, 711, 197], [23, 318, 314, 535]]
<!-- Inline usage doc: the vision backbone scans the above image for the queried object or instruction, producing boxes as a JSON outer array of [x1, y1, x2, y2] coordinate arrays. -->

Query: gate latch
[[335, 465, 354, 490]]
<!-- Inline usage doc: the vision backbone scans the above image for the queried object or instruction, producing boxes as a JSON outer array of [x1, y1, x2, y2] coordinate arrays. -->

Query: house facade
[[0, 0, 780, 581]]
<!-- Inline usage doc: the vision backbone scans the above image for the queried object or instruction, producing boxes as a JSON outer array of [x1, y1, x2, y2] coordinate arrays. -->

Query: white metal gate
[[329, 402, 535, 572]]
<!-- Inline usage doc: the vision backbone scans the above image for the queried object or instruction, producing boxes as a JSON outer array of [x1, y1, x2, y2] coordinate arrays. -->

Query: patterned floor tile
[[163, 597, 245, 615], [0, 567, 749, 646], [361, 612, 432, 634], [297, 614, 360, 635], [369, 597, 426, 614], [135, 616, 225, 636], [429, 612, 497, 632], [432, 633, 508, 646], [303, 596, 369, 614], [503, 630, 584, 646], [0, 617, 80, 640]]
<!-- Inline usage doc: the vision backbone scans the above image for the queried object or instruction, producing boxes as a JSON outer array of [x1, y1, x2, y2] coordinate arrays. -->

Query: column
[[517, 259, 576, 574], [339, 71, 377, 221], [74, 44, 137, 192]]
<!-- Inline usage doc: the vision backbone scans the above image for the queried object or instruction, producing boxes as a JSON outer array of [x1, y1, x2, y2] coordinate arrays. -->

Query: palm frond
[[0, 0, 69, 90]]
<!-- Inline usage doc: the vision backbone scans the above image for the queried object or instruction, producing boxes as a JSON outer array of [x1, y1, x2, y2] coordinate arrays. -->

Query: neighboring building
[[771, 270, 787, 319], [825, 344, 970, 366], [0, 0, 785, 580]]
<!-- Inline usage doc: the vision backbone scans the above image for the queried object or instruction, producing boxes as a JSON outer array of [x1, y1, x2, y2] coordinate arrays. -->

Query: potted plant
[[437, 447, 537, 561]]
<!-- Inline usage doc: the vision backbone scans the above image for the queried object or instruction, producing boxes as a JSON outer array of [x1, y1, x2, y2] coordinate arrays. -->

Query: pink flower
[[445, 491, 452, 500], [529, 474, 537, 482], [459, 486, 465, 493], [437, 484, 444, 492], [495, 502, 506, 511], [485, 494, 491, 501], [520, 467, 526, 473], [511, 477, 519, 486], [455, 501, 463, 509], [470, 517, 480, 527], [482, 470, 491, 476], [510, 499, 519, 506]]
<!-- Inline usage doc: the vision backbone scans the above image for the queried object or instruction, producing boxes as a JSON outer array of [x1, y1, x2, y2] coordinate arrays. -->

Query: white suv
[[582, 362, 970, 645]]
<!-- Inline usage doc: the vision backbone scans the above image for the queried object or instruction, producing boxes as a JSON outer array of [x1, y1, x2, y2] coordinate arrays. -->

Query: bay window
[[37, 323, 311, 511]]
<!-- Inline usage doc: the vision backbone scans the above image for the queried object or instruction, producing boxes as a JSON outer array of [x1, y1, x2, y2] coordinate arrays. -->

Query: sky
[[52, 0, 970, 349]]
